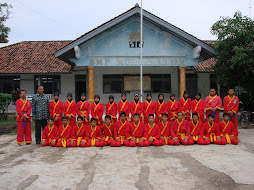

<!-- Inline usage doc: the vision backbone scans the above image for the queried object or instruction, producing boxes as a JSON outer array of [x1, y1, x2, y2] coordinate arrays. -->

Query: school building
[[0, 4, 218, 107]]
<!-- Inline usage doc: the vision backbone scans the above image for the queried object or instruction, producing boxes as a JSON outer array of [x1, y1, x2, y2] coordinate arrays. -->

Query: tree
[[210, 11, 254, 105], [0, 3, 12, 43]]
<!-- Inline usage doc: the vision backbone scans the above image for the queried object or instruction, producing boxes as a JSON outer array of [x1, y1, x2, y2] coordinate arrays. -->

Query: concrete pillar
[[87, 66, 95, 104], [179, 66, 186, 97]]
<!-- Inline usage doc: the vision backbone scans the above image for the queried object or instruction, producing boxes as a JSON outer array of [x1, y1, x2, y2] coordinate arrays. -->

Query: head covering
[[67, 93, 72, 97], [80, 93, 86, 97], [195, 91, 201, 97], [109, 95, 114, 100], [54, 92, 59, 96], [183, 90, 189, 95], [94, 94, 100, 100], [158, 93, 164, 99], [146, 93, 152, 98], [134, 93, 139, 97], [170, 93, 175, 97], [121, 92, 127, 96]]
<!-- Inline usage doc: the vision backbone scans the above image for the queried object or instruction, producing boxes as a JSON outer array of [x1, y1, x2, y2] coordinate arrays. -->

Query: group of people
[[15, 86, 239, 147]]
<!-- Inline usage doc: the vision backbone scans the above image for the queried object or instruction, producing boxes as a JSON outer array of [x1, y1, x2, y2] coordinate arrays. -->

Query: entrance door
[[186, 74, 197, 99], [75, 75, 86, 102]]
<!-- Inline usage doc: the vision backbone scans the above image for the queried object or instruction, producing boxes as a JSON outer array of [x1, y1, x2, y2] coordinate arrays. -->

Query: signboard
[[124, 76, 151, 91]]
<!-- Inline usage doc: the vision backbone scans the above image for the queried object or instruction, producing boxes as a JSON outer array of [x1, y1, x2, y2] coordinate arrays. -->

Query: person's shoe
[[36, 142, 41, 144]]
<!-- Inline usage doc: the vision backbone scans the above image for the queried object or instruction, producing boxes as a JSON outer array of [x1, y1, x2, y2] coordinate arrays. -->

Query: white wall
[[197, 73, 210, 100]]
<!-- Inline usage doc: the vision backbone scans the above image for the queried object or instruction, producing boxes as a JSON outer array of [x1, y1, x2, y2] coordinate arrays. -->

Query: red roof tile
[[193, 57, 217, 72], [0, 41, 72, 73]]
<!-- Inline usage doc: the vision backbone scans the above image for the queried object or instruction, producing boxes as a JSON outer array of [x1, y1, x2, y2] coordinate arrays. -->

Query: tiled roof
[[193, 57, 216, 72], [0, 41, 73, 73]]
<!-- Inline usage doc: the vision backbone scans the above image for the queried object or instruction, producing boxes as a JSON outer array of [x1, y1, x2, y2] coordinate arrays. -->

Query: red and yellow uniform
[[84, 125, 103, 147], [142, 100, 155, 124], [100, 123, 115, 146], [158, 121, 174, 145], [223, 95, 239, 138], [114, 120, 130, 147], [191, 99, 205, 122], [127, 121, 146, 147], [49, 100, 63, 128], [205, 95, 222, 123], [179, 98, 191, 121], [63, 100, 77, 127], [70, 124, 86, 147], [105, 102, 117, 124], [130, 101, 143, 122], [91, 102, 104, 126], [188, 121, 204, 145], [155, 101, 168, 123], [167, 100, 179, 122], [76, 100, 90, 125], [55, 125, 72, 147], [200, 121, 222, 145], [41, 125, 58, 146], [118, 100, 130, 120], [143, 123, 161, 146], [15, 98, 32, 144], [171, 119, 190, 145], [218, 121, 239, 145]]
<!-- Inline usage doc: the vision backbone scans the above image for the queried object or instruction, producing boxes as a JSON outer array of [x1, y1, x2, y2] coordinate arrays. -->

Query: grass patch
[[0, 119, 16, 123]]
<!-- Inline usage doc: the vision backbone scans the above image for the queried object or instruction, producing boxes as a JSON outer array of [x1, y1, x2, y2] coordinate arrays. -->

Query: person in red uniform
[[188, 113, 205, 145], [167, 93, 179, 122], [118, 92, 130, 121], [142, 93, 155, 124], [158, 113, 174, 145], [223, 88, 239, 138], [55, 117, 73, 147], [171, 112, 190, 145], [191, 92, 205, 122], [91, 95, 104, 126], [76, 93, 90, 126], [155, 94, 168, 123], [105, 95, 117, 124], [127, 113, 146, 147], [84, 118, 103, 147], [15, 90, 32, 145], [205, 88, 222, 124], [218, 113, 239, 145], [49, 92, 63, 128], [200, 114, 222, 145], [70, 116, 86, 147], [143, 114, 161, 146], [41, 118, 58, 147], [114, 112, 130, 147], [63, 93, 76, 127], [179, 90, 191, 121], [100, 115, 116, 147], [130, 93, 143, 122]]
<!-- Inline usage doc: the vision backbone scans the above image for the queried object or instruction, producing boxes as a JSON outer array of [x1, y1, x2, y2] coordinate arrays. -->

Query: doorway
[[75, 75, 86, 102]]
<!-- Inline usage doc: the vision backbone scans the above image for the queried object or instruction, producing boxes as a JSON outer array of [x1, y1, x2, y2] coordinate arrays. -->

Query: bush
[[238, 92, 254, 111], [0, 93, 12, 120]]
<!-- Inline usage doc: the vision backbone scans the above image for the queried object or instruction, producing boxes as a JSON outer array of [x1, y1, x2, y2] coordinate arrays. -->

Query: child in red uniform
[[200, 114, 222, 145], [171, 112, 190, 145], [55, 117, 73, 147], [118, 92, 130, 121], [219, 113, 239, 145], [91, 95, 104, 126], [114, 112, 130, 147], [41, 118, 58, 147], [179, 90, 191, 121], [105, 95, 117, 124], [130, 93, 143, 122], [142, 93, 155, 124], [188, 113, 205, 145], [155, 94, 168, 123], [100, 115, 115, 147], [15, 90, 32, 145], [63, 93, 76, 127], [143, 114, 161, 146], [49, 92, 63, 128], [191, 92, 205, 122], [167, 93, 179, 122], [70, 116, 86, 147], [76, 93, 90, 126], [84, 118, 103, 147], [127, 113, 146, 147], [158, 113, 174, 145]]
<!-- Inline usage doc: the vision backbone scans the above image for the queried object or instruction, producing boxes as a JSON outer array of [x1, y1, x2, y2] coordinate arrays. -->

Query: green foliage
[[0, 3, 12, 43], [0, 93, 12, 120], [238, 91, 254, 110], [210, 11, 254, 109]]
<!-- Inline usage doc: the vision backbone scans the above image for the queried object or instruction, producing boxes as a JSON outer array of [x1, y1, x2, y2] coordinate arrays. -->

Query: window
[[150, 74, 171, 93], [0, 76, 20, 93], [34, 75, 60, 94], [103, 74, 124, 93]]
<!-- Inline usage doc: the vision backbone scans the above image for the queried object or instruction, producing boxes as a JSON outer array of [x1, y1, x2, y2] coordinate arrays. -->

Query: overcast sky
[[1, 0, 253, 47]]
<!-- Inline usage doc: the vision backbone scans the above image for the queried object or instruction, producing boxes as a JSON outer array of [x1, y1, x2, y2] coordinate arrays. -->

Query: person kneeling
[[55, 117, 72, 147], [158, 113, 174, 145], [143, 114, 161, 146], [188, 113, 205, 145], [100, 115, 116, 147], [41, 118, 58, 147], [70, 116, 86, 147], [84, 118, 103, 147]]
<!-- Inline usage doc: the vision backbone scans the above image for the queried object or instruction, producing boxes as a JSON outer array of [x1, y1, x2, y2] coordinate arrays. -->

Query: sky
[[1, 0, 253, 47]]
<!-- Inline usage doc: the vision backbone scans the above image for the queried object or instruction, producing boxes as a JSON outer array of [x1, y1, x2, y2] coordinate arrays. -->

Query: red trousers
[[230, 115, 238, 138], [115, 139, 130, 147], [56, 140, 71, 147], [129, 139, 146, 147], [17, 121, 32, 144], [159, 137, 174, 146], [188, 136, 205, 145], [203, 136, 222, 145], [143, 139, 160, 146], [41, 139, 56, 147], [100, 138, 115, 147], [85, 140, 101, 147], [221, 136, 239, 145], [70, 138, 87, 147], [172, 135, 189, 145]]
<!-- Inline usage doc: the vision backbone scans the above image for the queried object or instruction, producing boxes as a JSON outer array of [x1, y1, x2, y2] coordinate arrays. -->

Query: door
[[75, 75, 86, 102]]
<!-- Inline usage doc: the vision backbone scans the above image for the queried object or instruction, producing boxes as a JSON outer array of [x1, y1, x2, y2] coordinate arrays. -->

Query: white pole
[[140, 0, 143, 102]]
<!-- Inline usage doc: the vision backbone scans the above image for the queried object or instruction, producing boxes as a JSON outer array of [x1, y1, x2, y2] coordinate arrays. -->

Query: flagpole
[[140, 0, 143, 102]]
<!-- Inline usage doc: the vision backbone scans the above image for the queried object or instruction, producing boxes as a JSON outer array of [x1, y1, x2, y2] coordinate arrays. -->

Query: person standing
[[32, 86, 49, 144]]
